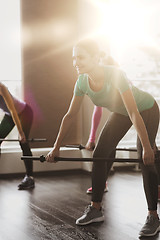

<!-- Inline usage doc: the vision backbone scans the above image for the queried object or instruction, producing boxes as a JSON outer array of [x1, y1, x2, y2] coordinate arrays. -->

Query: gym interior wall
[[20, 0, 82, 148]]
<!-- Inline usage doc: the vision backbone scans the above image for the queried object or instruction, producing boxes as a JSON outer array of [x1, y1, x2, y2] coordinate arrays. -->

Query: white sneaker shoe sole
[[139, 225, 160, 237], [76, 216, 104, 225]]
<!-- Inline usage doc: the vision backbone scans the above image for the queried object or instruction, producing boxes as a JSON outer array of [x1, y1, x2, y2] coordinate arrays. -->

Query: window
[[91, 0, 160, 147], [0, 0, 21, 149]]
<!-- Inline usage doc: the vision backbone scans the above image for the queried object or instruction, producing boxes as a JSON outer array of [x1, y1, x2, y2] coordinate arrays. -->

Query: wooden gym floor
[[0, 168, 160, 240]]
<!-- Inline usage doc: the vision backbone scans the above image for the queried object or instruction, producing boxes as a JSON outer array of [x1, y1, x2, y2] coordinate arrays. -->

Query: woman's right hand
[[46, 146, 60, 163], [142, 146, 155, 165]]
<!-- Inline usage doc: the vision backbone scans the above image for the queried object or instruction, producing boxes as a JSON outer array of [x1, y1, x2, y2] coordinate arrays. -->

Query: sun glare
[[88, 0, 160, 68]]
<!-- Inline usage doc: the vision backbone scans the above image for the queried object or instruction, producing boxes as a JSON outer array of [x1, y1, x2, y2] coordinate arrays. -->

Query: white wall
[[0, 147, 82, 175]]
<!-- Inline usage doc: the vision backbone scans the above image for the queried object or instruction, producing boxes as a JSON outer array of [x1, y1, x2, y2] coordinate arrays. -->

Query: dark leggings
[[92, 102, 159, 211], [0, 104, 33, 176]]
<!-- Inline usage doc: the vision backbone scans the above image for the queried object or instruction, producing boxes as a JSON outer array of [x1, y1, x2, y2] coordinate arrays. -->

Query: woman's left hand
[[143, 147, 155, 165], [85, 141, 95, 151], [18, 132, 26, 143]]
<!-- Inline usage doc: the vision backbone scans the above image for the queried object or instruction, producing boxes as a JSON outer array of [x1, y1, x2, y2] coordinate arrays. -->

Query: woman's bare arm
[[0, 83, 26, 142], [46, 95, 84, 162]]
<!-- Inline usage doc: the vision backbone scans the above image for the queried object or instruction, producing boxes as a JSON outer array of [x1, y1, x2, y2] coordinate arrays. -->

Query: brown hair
[[75, 39, 100, 57], [75, 39, 119, 66]]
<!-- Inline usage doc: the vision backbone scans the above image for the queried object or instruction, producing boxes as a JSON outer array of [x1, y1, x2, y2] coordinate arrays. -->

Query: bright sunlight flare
[[86, 0, 160, 79]]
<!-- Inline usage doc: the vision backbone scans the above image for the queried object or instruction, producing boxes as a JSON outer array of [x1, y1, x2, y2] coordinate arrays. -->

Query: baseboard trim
[[0, 169, 90, 179]]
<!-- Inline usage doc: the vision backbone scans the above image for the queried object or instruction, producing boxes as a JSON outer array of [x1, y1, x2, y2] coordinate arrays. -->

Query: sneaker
[[86, 182, 108, 194], [18, 175, 35, 190], [76, 205, 104, 225], [139, 215, 160, 237]]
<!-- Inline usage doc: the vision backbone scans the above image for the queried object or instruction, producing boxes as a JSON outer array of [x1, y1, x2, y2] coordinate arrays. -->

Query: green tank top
[[74, 66, 155, 116]]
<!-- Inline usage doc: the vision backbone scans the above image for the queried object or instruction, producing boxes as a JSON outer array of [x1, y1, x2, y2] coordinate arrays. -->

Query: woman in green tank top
[[46, 39, 160, 237]]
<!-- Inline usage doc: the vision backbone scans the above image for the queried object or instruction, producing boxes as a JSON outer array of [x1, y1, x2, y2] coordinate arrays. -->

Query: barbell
[[21, 146, 160, 163], [21, 155, 144, 163], [0, 138, 47, 142], [65, 144, 137, 152]]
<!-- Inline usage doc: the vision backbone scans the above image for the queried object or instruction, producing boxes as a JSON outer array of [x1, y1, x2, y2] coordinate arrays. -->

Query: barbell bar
[[65, 144, 137, 152], [21, 154, 160, 163], [0, 138, 47, 142]]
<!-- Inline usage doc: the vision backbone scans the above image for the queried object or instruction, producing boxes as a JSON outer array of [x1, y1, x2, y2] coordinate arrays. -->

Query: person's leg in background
[[85, 106, 103, 151], [0, 114, 15, 153], [18, 104, 34, 190], [86, 106, 110, 194]]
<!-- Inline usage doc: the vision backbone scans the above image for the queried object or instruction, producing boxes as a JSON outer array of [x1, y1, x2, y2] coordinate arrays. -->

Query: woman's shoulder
[[0, 82, 8, 95], [103, 65, 121, 83], [77, 74, 87, 81], [0, 82, 6, 89], [75, 74, 88, 94], [103, 65, 122, 73], [77, 74, 88, 86], [104, 65, 127, 80]]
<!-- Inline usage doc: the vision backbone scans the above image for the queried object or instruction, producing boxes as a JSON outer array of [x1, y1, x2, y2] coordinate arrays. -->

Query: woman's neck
[[88, 65, 104, 92]]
